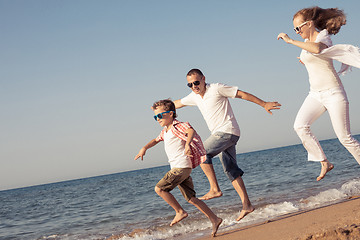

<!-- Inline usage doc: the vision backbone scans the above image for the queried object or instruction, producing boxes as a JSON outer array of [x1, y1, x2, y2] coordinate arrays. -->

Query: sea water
[[1, 135, 360, 240]]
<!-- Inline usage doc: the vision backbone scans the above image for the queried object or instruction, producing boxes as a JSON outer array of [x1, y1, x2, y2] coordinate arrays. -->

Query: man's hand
[[264, 102, 282, 115]]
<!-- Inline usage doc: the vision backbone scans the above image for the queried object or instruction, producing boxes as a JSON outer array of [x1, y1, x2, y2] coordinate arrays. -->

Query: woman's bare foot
[[316, 160, 334, 181], [199, 191, 223, 201], [170, 212, 188, 226], [236, 206, 255, 221]]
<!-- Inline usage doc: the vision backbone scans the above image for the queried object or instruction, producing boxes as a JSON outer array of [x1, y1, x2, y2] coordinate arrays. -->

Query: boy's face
[[153, 106, 173, 128]]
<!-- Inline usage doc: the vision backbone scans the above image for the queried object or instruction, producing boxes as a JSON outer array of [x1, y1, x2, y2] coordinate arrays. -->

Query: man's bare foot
[[236, 206, 255, 221], [170, 212, 188, 226], [316, 161, 334, 181], [211, 217, 223, 237], [199, 191, 223, 201]]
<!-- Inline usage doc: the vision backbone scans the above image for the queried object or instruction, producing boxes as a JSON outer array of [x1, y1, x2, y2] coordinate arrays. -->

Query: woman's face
[[293, 16, 310, 39]]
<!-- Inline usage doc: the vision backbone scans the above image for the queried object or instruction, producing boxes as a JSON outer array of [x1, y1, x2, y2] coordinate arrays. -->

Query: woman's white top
[[300, 29, 342, 91], [163, 129, 192, 169]]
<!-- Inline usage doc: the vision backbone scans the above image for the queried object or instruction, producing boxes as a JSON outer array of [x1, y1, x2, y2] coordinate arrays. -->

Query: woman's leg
[[294, 94, 327, 161], [325, 89, 360, 164], [294, 93, 333, 181]]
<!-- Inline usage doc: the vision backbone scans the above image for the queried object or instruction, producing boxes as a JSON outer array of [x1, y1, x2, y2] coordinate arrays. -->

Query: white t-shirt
[[300, 29, 342, 91], [181, 83, 240, 136], [163, 129, 192, 169]]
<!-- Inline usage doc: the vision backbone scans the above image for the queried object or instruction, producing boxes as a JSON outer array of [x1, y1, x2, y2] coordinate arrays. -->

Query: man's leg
[[199, 133, 232, 200], [219, 134, 254, 221], [199, 163, 222, 200], [232, 177, 255, 221]]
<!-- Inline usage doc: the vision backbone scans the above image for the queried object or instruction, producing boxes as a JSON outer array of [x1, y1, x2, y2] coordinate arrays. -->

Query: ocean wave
[[108, 178, 360, 240]]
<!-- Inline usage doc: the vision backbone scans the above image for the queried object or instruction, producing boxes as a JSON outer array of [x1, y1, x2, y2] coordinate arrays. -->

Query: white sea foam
[[115, 178, 360, 240]]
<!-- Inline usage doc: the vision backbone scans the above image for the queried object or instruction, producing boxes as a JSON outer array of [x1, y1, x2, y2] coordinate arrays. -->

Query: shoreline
[[198, 196, 360, 240]]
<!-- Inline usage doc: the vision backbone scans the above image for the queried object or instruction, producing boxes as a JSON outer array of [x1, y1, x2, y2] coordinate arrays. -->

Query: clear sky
[[1, 0, 360, 191]]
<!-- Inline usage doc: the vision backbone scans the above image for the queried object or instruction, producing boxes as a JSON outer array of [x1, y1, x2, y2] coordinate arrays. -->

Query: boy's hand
[[184, 144, 193, 157], [134, 148, 146, 161]]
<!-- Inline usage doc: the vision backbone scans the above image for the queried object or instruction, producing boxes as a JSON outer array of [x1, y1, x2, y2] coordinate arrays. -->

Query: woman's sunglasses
[[187, 80, 201, 88], [154, 111, 173, 121], [294, 21, 309, 33]]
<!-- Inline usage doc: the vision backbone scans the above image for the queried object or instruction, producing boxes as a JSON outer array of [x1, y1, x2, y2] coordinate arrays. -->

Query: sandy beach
[[199, 196, 360, 240]]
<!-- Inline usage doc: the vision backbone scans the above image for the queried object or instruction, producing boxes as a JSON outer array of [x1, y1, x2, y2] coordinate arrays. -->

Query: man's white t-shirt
[[300, 29, 342, 92], [163, 129, 192, 169], [181, 83, 240, 136]]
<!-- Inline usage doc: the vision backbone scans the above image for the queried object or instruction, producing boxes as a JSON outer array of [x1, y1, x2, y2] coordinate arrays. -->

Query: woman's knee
[[294, 124, 310, 137]]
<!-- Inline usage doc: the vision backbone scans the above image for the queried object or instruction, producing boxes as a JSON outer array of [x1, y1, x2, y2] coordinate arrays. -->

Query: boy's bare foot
[[199, 191, 223, 200], [170, 212, 188, 226], [236, 206, 255, 221], [211, 217, 223, 237], [316, 161, 334, 181]]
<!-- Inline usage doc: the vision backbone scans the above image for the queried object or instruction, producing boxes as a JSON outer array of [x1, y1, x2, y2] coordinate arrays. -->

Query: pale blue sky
[[1, 0, 360, 190]]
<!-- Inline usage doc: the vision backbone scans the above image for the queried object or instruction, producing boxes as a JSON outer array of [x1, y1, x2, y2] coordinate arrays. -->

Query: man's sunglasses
[[187, 80, 201, 88], [154, 111, 173, 121], [294, 21, 309, 33]]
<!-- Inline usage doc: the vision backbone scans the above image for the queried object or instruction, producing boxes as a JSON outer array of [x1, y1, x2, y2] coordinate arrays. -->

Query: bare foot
[[211, 217, 223, 237], [170, 212, 188, 226], [199, 191, 223, 201], [236, 206, 255, 221], [316, 161, 334, 181]]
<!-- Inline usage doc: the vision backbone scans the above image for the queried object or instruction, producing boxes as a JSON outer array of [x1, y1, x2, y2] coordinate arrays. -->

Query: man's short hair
[[152, 99, 177, 119], [187, 68, 204, 77]]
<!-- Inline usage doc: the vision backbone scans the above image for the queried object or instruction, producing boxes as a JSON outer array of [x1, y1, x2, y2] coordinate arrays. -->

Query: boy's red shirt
[[156, 119, 206, 168]]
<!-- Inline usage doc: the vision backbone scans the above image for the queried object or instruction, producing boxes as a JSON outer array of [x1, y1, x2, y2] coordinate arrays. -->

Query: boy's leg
[[154, 186, 188, 226], [155, 168, 192, 226], [188, 197, 223, 237], [179, 176, 222, 237]]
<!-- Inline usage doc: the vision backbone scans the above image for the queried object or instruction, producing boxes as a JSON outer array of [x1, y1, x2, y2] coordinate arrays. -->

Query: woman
[[277, 6, 360, 181]]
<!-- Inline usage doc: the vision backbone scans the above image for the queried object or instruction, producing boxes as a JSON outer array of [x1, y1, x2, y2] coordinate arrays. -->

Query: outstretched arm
[[235, 90, 281, 115], [134, 138, 159, 161], [174, 99, 185, 109], [277, 33, 328, 54]]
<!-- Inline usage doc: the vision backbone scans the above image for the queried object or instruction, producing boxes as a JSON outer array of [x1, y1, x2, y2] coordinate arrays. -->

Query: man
[[174, 69, 281, 221]]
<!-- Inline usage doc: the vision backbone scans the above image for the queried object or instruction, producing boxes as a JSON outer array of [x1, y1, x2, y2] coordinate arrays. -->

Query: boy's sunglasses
[[154, 111, 173, 121], [294, 21, 309, 33], [187, 80, 201, 88]]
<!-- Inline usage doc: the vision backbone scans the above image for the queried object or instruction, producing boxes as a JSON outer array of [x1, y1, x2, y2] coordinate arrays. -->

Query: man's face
[[186, 74, 206, 95]]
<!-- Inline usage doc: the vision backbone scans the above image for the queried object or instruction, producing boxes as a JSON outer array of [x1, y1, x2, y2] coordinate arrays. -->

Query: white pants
[[294, 86, 360, 163]]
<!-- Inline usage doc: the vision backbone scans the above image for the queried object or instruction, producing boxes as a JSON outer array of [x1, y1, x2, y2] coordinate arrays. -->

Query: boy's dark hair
[[152, 99, 177, 119], [187, 68, 204, 77]]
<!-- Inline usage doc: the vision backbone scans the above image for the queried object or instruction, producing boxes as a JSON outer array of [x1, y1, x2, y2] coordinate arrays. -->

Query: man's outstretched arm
[[174, 99, 185, 109], [235, 90, 281, 115]]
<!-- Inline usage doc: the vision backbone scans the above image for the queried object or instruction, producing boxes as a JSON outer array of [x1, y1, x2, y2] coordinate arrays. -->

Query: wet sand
[[199, 196, 360, 240]]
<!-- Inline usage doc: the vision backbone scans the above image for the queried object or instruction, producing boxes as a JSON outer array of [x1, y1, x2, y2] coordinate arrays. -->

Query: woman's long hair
[[294, 6, 346, 35]]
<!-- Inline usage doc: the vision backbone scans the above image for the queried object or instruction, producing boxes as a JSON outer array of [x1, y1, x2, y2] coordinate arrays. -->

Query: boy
[[134, 99, 222, 237]]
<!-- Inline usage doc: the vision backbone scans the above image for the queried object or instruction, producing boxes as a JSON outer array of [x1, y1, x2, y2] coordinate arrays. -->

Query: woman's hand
[[277, 33, 293, 44]]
